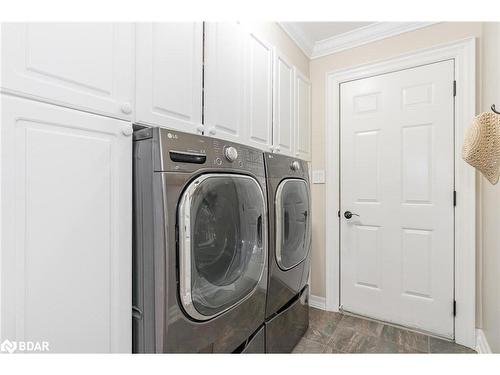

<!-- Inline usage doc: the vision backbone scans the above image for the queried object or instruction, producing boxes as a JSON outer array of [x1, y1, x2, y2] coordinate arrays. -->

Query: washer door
[[178, 174, 267, 321], [275, 178, 311, 270]]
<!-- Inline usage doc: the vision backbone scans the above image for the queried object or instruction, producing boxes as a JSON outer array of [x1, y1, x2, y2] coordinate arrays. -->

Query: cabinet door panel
[[273, 51, 294, 156], [1, 95, 131, 353], [1, 23, 134, 120], [204, 22, 246, 143], [295, 70, 311, 161], [136, 23, 203, 133], [246, 31, 273, 151]]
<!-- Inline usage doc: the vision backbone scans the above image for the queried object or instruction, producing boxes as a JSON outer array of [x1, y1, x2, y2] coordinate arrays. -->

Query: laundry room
[[1, 0, 500, 373]]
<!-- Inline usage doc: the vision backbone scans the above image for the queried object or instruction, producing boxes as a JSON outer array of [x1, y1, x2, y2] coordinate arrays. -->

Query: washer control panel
[[155, 128, 265, 176]]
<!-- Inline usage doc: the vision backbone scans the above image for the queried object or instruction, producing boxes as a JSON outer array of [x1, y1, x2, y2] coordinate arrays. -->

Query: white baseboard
[[309, 294, 326, 310], [476, 329, 493, 354]]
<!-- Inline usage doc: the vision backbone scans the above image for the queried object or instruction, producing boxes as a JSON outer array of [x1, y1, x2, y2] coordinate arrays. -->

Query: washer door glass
[[178, 174, 267, 320], [275, 178, 311, 270]]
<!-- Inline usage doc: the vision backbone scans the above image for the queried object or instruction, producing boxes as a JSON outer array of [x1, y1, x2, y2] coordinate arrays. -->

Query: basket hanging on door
[[462, 111, 500, 185]]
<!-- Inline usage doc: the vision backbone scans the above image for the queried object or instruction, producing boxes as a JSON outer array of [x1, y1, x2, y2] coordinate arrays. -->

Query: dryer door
[[178, 173, 267, 321], [275, 178, 311, 270]]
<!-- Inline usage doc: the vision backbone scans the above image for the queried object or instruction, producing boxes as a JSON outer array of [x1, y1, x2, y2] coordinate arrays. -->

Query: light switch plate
[[312, 170, 325, 184]]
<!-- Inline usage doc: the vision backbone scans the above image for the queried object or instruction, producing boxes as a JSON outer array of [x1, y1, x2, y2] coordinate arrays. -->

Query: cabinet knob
[[208, 128, 216, 136], [122, 126, 133, 136], [121, 102, 132, 115], [196, 125, 204, 134]]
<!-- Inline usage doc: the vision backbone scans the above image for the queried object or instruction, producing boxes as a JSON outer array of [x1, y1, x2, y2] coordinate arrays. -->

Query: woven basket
[[462, 112, 500, 185]]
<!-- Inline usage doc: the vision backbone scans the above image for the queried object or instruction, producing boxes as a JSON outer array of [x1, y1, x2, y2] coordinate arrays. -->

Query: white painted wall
[[478, 22, 500, 353]]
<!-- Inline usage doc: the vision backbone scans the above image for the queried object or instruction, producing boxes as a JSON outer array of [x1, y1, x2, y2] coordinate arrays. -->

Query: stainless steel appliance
[[132, 126, 268, 353], [263, 152, 311, 353]]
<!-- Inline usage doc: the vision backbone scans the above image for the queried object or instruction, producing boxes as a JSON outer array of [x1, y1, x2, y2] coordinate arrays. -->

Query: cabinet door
[[245, 31, 273, 151], [294, 69, 311, 161], [273, 50, 294, 156], [1, 23, 134, 120], [136, 23, 203, 134], [1, 95, 132, 353], [204, 22, 246, 143]]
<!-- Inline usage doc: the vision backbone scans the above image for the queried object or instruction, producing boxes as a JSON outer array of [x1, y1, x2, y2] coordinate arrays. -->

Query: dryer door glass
[[275, 179, 311, 270], [178, 174, 267, 320]]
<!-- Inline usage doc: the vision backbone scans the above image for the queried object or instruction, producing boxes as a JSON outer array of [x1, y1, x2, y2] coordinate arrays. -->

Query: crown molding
[[278, 22, 439, 60], [311, 22, 438, 59], [278, 22, 315, 58]]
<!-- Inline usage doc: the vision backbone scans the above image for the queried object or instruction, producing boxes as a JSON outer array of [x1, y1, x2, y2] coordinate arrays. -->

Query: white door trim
[[325, 38, 476, 348]]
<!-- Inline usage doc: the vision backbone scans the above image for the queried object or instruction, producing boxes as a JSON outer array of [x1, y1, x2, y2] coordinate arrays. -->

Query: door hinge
[[453, 80, 457, 97], [453, 190, 457, 206], [453, 300, 457, 316]]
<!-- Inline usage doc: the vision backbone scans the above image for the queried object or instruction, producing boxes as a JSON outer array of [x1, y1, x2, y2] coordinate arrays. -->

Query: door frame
[[324, 38, 476, 348]]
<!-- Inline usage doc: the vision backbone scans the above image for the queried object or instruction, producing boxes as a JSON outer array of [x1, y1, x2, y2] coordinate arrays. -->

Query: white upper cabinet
[[273, 50, 294, 156], [136, 23, 203, 134], [244, 31, 273, 151], [204, 22, 246, 143], [1, 23, 134, 120], [1, 94, 132, 353], [294, 69, 311, 161]]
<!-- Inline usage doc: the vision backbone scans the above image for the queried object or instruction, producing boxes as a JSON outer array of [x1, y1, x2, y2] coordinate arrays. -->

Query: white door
[[340, 60, 455, 338], [245, 30, 273, 151], [273, 50, 294, 156], [204, 22, 246, 143], [1, 95, 132, 352], [1, 23, 134, 120], [294, 69, 311, 161], [136, 23, 203, 134]]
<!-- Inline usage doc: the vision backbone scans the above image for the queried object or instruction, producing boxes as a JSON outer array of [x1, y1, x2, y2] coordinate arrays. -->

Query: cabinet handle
[[275, 146, 281, 152], [121, 126, 133, 136], [208, 128, 216, 136], [121, 102, 132, 115], [196, 125, 204, 134]]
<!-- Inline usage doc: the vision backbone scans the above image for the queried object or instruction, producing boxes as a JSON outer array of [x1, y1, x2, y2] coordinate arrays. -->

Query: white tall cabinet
[[294, 69, 312, 161], [135, 23, 204, 133], [245, 30, 274, 151], [1, 95, 132, 353], [1, 23, 135, 120], [204, 22, 247, 143], [272, 50, 295, 156], [204, 23, 274, 149]]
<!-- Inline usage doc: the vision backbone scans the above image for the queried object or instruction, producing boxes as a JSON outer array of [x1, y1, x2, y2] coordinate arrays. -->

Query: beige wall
[[245, 22, 310, 78], [478, 22, 500, 353], [308, 22, 483, 298]]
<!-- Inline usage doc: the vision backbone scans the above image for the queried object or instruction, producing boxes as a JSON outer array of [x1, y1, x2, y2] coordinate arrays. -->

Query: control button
[[224, 146, 238, 162], [291, 161, 301, 171], [238, 161, 243, 167], [215, 157, 222, 166]]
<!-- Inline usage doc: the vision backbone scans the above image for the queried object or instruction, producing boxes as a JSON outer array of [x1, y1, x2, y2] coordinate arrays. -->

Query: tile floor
[[292, 307, 476, 354]]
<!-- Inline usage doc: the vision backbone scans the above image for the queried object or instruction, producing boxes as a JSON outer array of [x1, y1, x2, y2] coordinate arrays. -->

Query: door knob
[[344, 211, 360, 219], [121, 102, 132, 115]]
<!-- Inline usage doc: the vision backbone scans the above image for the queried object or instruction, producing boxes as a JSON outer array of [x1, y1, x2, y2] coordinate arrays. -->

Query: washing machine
[[132, 126, 268, 353], [264, 152, 311, 353]]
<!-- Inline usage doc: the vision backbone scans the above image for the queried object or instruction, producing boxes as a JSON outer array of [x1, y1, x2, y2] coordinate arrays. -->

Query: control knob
[[291, 161, 301, 171], [224, 146, 238, 162]]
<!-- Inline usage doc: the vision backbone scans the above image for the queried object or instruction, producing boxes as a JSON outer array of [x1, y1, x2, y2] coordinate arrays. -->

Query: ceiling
[[279, 22, 436, 59]]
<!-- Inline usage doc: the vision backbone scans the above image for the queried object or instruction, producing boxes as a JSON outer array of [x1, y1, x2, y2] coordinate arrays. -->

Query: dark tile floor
[[292, 307, 476, 354]]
